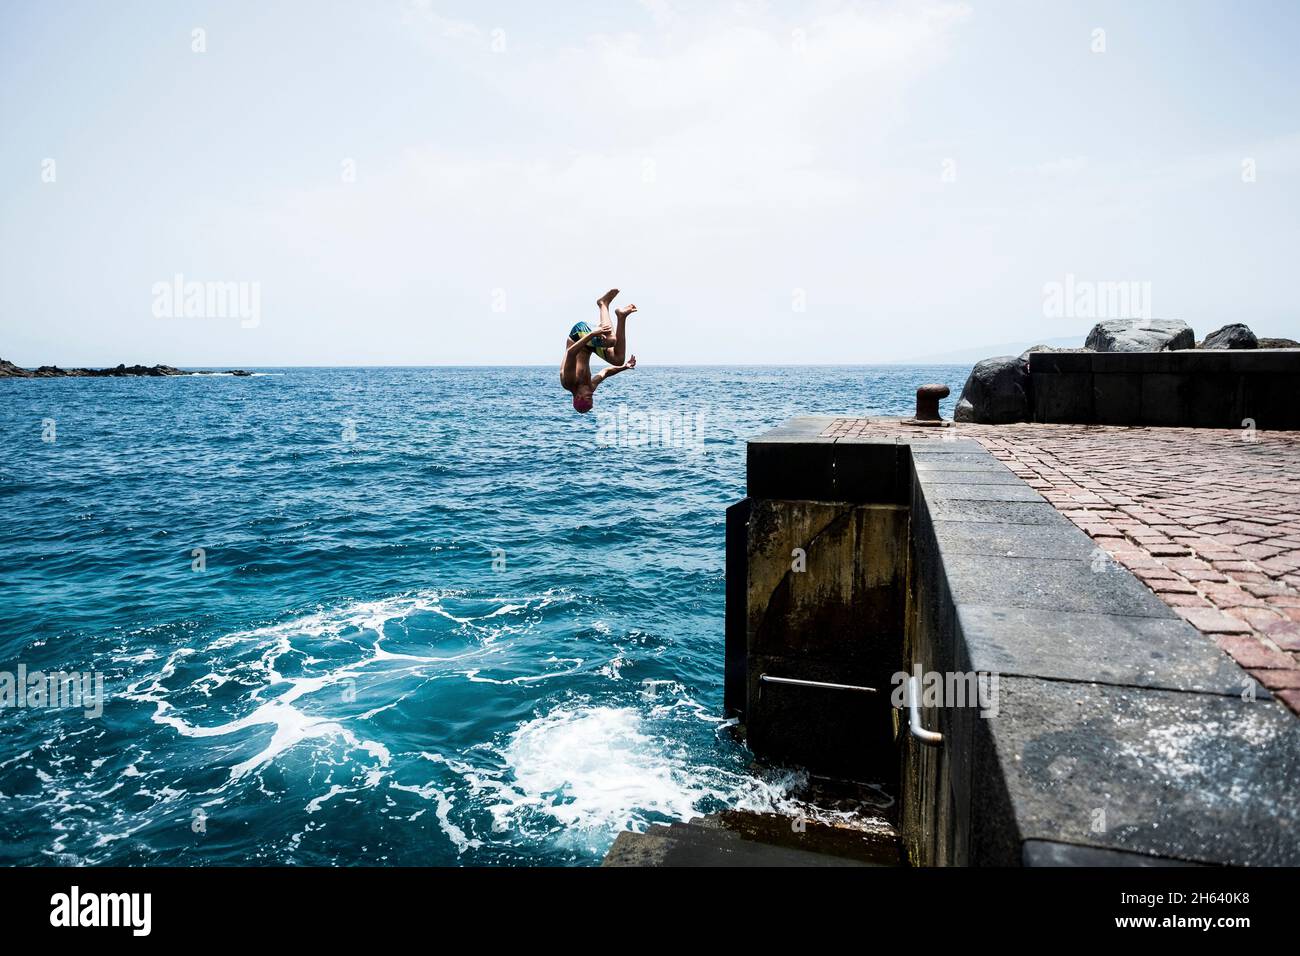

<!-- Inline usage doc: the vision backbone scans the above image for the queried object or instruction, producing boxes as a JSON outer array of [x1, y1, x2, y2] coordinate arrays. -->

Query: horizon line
[[2, 361, 976, 370]]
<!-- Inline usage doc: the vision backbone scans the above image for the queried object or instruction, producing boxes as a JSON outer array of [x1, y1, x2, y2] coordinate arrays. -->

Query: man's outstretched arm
[[566, 328, 605, 355], [592, 355, 636, 387]]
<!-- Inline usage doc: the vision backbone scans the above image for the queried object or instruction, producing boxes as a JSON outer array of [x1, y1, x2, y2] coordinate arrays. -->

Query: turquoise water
[[0, 366, 964, 866]]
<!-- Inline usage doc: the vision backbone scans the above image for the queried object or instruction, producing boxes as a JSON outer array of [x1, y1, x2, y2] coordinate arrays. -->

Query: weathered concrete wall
[[1029, 349, 1300, 428], [726, 424, 910, 780], [743, 499, 907, 780], [724, 498, 752, 720], [734, 417, 1300, 866]]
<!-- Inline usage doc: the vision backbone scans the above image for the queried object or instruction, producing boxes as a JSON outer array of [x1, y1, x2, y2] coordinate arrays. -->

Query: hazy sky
[[1, 0, 1297, 366]]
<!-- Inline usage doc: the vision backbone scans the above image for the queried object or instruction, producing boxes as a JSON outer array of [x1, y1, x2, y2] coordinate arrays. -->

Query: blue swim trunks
[[569, 321, 610, 362]]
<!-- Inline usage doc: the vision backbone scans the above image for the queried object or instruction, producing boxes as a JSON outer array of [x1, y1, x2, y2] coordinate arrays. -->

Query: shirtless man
[[560, 288, 637, 413]]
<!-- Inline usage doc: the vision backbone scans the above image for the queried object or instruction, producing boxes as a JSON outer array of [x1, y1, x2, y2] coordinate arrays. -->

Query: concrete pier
[[727, 417, 1300, 866]]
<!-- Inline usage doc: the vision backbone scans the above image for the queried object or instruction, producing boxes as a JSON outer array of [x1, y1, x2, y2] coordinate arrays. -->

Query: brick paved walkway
[[822, 419, 1300, 714]]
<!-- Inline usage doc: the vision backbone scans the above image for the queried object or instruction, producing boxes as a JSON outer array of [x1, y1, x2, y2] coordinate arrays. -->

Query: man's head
[[572, 391, 594, 414]]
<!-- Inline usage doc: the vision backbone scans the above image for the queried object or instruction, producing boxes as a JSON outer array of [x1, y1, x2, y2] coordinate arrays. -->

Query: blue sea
[[0, 366, 964, 866]]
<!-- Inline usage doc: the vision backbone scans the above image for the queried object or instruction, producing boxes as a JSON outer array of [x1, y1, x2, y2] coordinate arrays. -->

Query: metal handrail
[[758, 674, 877, 694], [907, 675, 944, 747]]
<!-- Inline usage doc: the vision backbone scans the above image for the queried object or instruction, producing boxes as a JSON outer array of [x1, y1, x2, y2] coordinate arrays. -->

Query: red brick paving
[[821, 419, 1300, 715]]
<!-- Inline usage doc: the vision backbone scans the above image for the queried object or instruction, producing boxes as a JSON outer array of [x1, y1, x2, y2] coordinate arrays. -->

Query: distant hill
[[893, 335, 1086, 365]]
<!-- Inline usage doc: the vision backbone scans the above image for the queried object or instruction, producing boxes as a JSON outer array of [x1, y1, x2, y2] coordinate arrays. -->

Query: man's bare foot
[[597, 289, 619, 307], [615, 303, 637, 320], [624, 355, 637, 370]]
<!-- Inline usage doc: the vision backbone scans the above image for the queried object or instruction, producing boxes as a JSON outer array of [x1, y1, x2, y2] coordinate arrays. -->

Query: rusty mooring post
[[906, 384, 951, 426]]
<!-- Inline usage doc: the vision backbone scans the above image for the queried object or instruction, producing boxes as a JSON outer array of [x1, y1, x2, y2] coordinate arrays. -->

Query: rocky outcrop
[[1201, 323, 1258, 349], [1020, 344, 1091, 356], [954, 355, 1031, 424], [1085, 319, 1195, 352], [955, 323, 1299, 427], [0, 358, 249, 378]]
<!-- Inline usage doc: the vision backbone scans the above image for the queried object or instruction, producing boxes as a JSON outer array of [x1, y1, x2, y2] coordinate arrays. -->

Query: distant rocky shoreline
[[0, 358, 251, 378]]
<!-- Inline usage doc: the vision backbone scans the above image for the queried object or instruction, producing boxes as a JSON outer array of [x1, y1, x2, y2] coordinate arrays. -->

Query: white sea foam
[[389, 776, 482, 854], [122, 589, 549, 785], [497, 705, 705, 839], [478, 698, 895, 854], [463, 657, 585, 685], [25, 587, 886, 863]]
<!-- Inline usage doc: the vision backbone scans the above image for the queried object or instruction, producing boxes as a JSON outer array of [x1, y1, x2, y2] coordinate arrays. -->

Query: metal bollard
[[906, 384, 951, 426]]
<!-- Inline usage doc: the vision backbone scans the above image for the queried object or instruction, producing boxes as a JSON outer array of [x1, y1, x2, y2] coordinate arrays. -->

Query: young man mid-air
[[561, 288, 637, 413]]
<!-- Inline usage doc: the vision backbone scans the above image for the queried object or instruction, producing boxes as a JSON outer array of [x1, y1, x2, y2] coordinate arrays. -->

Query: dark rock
[[1200, 323, 1258, 350], [1085, 319, 1195, 352], [1258, 337, 1300, 349], [953, 355, 1031, 424], [603, 811, 902, 867], [0, 358, 247, 378]]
